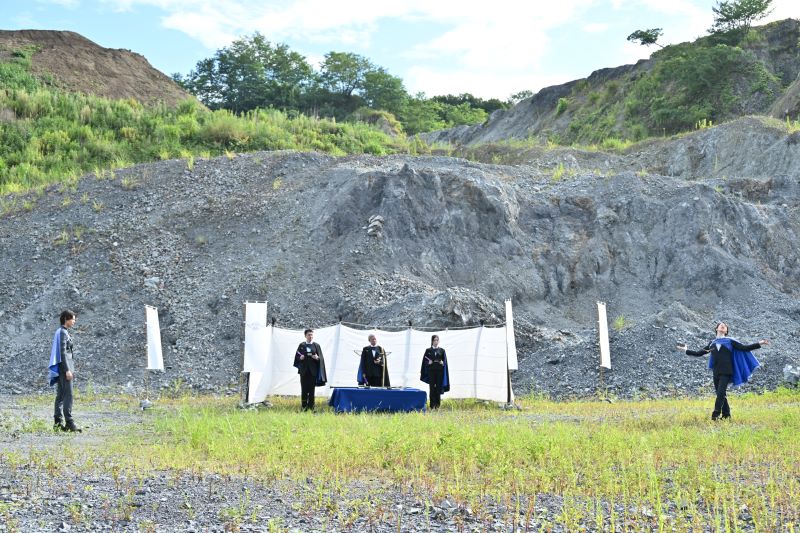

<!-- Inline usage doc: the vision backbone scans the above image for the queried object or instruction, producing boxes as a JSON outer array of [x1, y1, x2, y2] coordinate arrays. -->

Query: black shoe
[[64, 421, 82, 433], [53, 422, 65, 432], [721, 414, 731, 420]]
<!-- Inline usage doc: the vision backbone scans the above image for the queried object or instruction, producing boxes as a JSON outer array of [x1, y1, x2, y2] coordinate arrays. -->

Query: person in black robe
[[677, 321, 768, 420], [293, 328, 327, 411], [358, 334, 390, 387], [420, 334, 450, 409]]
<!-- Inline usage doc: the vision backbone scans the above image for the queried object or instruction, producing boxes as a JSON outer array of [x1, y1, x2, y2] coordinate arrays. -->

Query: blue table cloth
[[328, 387, 427, 413]]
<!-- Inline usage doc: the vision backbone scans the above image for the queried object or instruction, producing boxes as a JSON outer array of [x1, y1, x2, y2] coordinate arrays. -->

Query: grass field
[[1, 390, 799, 531]]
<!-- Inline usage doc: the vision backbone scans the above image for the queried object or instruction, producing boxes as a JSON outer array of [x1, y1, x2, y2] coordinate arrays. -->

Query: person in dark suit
[[420, 334, 450, 409], [358, 334, 390, 387], [294, 329, 327, 411], [48, 310, 81, 432], [677, 322, 768, 420]]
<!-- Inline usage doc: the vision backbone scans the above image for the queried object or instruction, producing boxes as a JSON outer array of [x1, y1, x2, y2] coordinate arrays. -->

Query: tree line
[[173, 34, 509, 135]]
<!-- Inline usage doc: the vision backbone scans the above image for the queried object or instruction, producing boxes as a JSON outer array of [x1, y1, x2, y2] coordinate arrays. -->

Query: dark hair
[[304, 328, 313, 335], [60, 310, 75, 325], [715, 322, 729, 335], [431, 334, 439, 344]]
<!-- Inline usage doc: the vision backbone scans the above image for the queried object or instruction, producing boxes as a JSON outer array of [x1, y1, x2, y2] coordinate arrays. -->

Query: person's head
[[304, 329, 313, 342], [368, 334, 377, 346], [431, 334, 439, 347], [60, 310, 76, 328], [715, 322, 729, 337]]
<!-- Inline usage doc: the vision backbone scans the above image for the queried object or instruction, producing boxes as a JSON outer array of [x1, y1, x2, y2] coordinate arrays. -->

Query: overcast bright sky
[[2, 0, 797, 100]]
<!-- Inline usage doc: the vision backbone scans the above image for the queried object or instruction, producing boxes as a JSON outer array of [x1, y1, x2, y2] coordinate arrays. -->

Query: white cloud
[[583, 22, 610, 33], [161, 9, 238, 48], [764, 0, 799, 22], [37, 0, 81, 7], [93, 0, 800, 97]]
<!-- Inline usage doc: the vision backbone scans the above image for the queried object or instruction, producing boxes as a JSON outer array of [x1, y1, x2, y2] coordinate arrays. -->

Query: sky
[[2, 0, 797, 100]]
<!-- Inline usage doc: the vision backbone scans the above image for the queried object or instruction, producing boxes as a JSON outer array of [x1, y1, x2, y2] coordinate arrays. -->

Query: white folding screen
[[243, 306, 515, 404]]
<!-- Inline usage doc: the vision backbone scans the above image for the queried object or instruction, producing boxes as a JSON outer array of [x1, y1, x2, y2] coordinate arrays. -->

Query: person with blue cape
[[677, 322, 768, 420], [420, 334, 450, 409], [48, 310, 81, 432], [293, 328, 327, 411]]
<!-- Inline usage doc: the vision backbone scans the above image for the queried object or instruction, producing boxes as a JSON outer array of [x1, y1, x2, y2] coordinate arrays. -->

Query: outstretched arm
[[677, 342, 711, 357], [732, 339, 768, 351]]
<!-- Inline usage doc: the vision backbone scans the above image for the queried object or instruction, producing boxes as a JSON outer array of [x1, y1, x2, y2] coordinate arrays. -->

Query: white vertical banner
[[145, 305, 164, 371], [243, 302, 268, 372], [597, 301, 611, 369], [243, 302, 269, 404], [505, 300, 518, 371]]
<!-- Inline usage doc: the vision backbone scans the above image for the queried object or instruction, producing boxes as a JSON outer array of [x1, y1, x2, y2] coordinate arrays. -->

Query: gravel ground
[[0, 396, 668, 532], [5, 395, 794, 532]]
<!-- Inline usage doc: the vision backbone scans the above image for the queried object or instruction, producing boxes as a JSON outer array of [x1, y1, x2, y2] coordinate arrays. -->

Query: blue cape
[[48, 328, 63, 386], [709, 337, 760, 386], [420, 353, 450, 393], [356, 359, 366, 385]]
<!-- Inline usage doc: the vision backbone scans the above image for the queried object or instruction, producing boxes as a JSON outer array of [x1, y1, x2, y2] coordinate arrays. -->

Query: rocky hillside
[[1, 116, 798, 399], [423, 19, 800, 146], [0, 29, 191, 106]]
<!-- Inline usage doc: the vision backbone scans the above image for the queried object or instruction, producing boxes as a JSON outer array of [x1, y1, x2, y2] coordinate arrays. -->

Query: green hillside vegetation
[[174, 33, 504, 135], [0, 46, 423, 195], [552, 24, 790, 144]]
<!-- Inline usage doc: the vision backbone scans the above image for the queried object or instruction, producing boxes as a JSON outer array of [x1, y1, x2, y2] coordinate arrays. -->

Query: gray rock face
[[784, 365, 800, 386], [1, 119, 799, 398]]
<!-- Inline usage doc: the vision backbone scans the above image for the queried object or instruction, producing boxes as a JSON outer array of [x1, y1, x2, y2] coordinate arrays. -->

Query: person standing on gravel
[[293, 329, 327, 411], [677, 322, 768, 420], [48, 310, 81, 432], [358, 334, 391, 387], [420, 334, 450, 409]]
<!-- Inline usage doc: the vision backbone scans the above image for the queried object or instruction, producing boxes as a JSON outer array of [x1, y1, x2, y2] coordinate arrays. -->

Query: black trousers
[[54, 374, 74, 423], [428, 366, 443, 409], [713, 374, 732, 418], [300, 371, 316, 411]]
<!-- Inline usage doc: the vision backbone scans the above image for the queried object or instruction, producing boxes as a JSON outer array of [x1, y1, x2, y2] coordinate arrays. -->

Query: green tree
[[627, 28, 664, 47], [398, 95, 446, 135], [440, 102, 487, 125], [709, 0, 772, 34], [181, 33, 313, 113], [431, 93, 506, 114], [319, 51, 374, 97], [362, 68, 408, 115], [508, 89, 534, 105]]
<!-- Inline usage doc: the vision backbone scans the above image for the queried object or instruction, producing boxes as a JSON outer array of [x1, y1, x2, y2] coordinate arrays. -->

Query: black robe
[[420, 347, 450, 393], [293, 342, 328, 386], [358, 344, 390, 386]]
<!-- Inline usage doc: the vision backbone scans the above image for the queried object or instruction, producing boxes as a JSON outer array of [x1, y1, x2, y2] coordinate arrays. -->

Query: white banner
[[243, 305, 516, 404], [243, 302, 268, 372], [505, 299, 518, 371], [597, 301, 611, 369], [145, 305, 164, 371]]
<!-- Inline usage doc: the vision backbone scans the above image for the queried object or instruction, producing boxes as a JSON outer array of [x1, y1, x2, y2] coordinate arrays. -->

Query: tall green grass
[[0, 48, 418, 195], [105, 389, 800, 530]]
